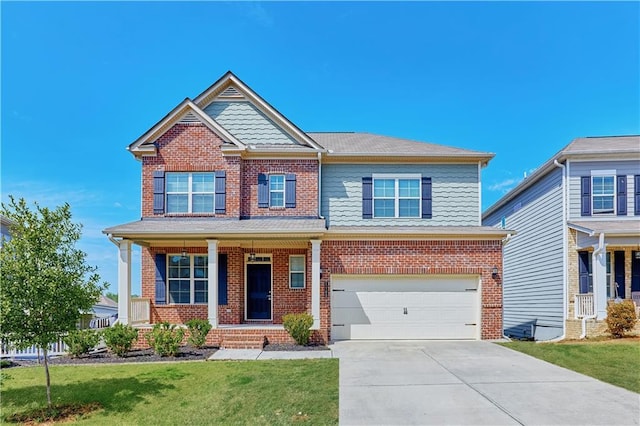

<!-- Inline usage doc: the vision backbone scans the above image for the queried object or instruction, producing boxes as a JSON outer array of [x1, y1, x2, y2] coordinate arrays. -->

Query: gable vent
[[219, 86, 243, 98], [178, 112, 201, 124]]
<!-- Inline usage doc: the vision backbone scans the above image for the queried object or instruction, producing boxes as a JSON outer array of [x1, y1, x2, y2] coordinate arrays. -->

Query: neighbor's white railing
[[131, 297, 150, 324], [575, 293, 595, 318], [1, 338, 68, 359]]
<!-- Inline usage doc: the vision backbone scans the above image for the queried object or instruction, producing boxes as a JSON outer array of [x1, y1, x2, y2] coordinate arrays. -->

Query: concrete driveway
[[332, 340, 639, 425]]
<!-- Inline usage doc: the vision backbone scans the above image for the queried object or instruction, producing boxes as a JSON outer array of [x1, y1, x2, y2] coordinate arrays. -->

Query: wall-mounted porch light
[[491, 266, 499, 280]]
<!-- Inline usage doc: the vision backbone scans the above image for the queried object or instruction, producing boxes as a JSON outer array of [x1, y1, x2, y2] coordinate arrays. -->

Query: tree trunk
[[43, 347, 52, 408]]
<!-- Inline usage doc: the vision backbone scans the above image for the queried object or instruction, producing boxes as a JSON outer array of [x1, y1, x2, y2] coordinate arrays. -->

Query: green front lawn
[[1, 359, 339, 425], [500, 340, 640, 393]]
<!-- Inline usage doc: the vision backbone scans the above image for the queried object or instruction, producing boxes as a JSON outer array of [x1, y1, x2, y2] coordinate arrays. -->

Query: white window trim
[[166, 172, 215, 214], [167, 254, 209, 304], [372, 174, 422, 218], [289, 255, 306, 289], [269, 174, 286, 208], [591, 174, 616, 216]]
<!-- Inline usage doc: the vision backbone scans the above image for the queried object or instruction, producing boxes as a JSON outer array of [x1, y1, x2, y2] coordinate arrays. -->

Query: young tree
[[0, 197, 105, 408]]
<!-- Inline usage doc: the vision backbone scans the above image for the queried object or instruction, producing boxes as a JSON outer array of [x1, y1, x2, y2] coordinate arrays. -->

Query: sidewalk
[[208, 348, 334, 361]]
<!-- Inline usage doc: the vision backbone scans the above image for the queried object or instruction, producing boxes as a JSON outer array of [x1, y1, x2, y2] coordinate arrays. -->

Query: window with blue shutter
[[617, 175, 627, 216], [285, 174, 296, 208], [422, 177, 432, 219], [258, 173, 269, 208], [635, 175, 640, 216], [362, 177, 372, 219], [155, 254, 167, 305], [218, 253, 228, 305], [153, 171, 165, 214], [215, 171, 226, 214], [580, 176, 591, 216]]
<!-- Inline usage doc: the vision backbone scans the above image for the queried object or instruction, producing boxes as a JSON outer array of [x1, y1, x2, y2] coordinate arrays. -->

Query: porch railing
[[131, 297, 150, 324], [575, 293, 595, 318]]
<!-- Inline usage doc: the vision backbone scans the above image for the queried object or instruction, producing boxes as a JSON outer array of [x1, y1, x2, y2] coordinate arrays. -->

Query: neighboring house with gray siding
[[0, 215, 12, 246], [483, 136, 640, 340]]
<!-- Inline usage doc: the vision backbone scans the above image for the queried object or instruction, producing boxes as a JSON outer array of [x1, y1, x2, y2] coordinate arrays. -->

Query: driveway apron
[[333, 340, 639, 425]]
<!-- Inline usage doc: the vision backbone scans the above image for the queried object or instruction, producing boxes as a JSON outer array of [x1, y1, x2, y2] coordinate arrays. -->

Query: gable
[[204, 101, 301, 146]]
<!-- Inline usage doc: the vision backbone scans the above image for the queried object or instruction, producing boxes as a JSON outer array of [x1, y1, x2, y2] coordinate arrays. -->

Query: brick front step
[[220, 334, 267, 349]]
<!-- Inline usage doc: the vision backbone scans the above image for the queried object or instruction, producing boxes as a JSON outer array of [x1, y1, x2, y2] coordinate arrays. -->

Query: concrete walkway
[[333, 340, 639, 426], [208, 348, 333, 360]]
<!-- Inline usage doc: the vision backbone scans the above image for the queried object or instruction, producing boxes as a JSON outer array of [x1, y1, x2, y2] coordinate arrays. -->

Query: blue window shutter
[[285, 174, 296, 208], [215, 171, 226, 214], [362, 177, 372, 219], [635, 175, 640, 216], [578, 251, 591, 294], [422, 177, 432, 219], [617, 175, 627, 216], [218, 254, 228, 305], [258, 173, 269, 208], [580, 176, 591, 216], [155, 254, 167, 305], [153, 171, 165, 214]]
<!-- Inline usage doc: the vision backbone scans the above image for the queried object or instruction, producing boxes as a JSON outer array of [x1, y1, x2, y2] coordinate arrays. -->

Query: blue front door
[[247, 263, 271, 320]]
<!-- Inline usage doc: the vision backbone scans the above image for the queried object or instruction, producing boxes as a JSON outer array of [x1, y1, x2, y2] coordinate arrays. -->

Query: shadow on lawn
[[3, 375, 176, 415]]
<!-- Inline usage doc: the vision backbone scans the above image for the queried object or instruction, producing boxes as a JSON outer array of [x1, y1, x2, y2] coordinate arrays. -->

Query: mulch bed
[[2, 343, 329, 368]]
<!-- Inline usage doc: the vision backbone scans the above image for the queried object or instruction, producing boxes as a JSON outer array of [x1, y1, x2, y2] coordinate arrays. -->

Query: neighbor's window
[[373, 176, 420, 218], [269, 175, 285, 207], [289, 255, 305, 289], [166, 172, 215, 213], [168, 254, 208, 304], [592, 175, 615, 215]]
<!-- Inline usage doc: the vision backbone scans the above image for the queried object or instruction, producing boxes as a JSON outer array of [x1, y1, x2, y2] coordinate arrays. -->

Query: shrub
[[103, 323, 138, 357], [186, 319, 212, 348], [64, 329, 101, 358], [282, 313, 314, 346], [145, 322, 185, 357], [606, 300, 637, 338]]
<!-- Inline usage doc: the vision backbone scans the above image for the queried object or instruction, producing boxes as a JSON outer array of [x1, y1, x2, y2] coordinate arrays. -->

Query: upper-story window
[[592, 175, 614, 215], [166, 172, 215, 213], [373, 175, 421, 218], [269, 175, 285, 207]]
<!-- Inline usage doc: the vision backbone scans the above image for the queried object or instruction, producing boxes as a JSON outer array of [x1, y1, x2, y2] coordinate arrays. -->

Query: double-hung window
[[166, 172, 215, 213], [168, 254, 208, 304], [373, 174, 421, 218], [269, 175, 285, 207], [289, 255, 305, 289], [592, 175, 615, 215]]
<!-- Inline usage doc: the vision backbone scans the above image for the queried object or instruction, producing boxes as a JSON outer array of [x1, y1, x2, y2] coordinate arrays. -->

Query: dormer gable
[[128, 99, 245, 158], [194, 71, 324, 151]]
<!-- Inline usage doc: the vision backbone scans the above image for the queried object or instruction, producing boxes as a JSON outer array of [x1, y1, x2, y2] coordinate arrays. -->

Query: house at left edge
[[103, 71, 512, 348]]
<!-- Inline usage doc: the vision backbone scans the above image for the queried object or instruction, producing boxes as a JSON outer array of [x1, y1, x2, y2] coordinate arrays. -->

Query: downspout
[[501, 232, 514, 340], [107, 234, 122, 324], [548, 159, 568, 342], [581, 232, 605, 339], [317, 151, 325, 221]]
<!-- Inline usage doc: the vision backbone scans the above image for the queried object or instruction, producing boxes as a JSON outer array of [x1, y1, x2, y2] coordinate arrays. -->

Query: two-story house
[[483, 136, 640, 340], [104, 71, 510, 348]]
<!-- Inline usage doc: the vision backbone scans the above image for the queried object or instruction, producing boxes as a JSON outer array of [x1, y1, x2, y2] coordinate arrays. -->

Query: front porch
[[114, 234, 326, 348]]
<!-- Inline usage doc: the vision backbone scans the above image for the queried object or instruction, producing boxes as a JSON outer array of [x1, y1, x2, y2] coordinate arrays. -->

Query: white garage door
[[331, 275, 479, 340]]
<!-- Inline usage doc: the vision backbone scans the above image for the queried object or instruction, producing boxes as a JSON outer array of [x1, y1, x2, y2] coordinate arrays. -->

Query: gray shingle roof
[[568, 220, 640, 236], [308, 132, 494, 159], [563, 136, 640, 155], [103, 218, 327, 237]]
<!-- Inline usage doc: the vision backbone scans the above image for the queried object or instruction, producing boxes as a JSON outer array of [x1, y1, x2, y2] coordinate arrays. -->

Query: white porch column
[[311, 239, 322, 329], [207, 239, 219, 328], [593, 248, 607, 320], [117, 239, 132, 325]]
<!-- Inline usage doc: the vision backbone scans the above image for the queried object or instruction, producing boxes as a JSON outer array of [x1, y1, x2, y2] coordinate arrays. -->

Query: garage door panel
[[331, 275, 479, 340]]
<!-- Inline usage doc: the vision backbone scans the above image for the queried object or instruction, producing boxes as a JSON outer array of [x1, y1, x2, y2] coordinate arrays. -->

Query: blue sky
[[2, 1, 638, 295]]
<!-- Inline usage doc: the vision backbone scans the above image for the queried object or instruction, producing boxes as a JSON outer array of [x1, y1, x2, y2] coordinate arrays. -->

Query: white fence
[[1, 338, 68, 359], [575, 293, 595, 318]]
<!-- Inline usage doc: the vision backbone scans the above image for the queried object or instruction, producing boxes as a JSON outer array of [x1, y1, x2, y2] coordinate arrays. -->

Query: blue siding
[[321, 164, 479, 226], [484, 168, 564, 340], [203, 101, 300, 146]]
